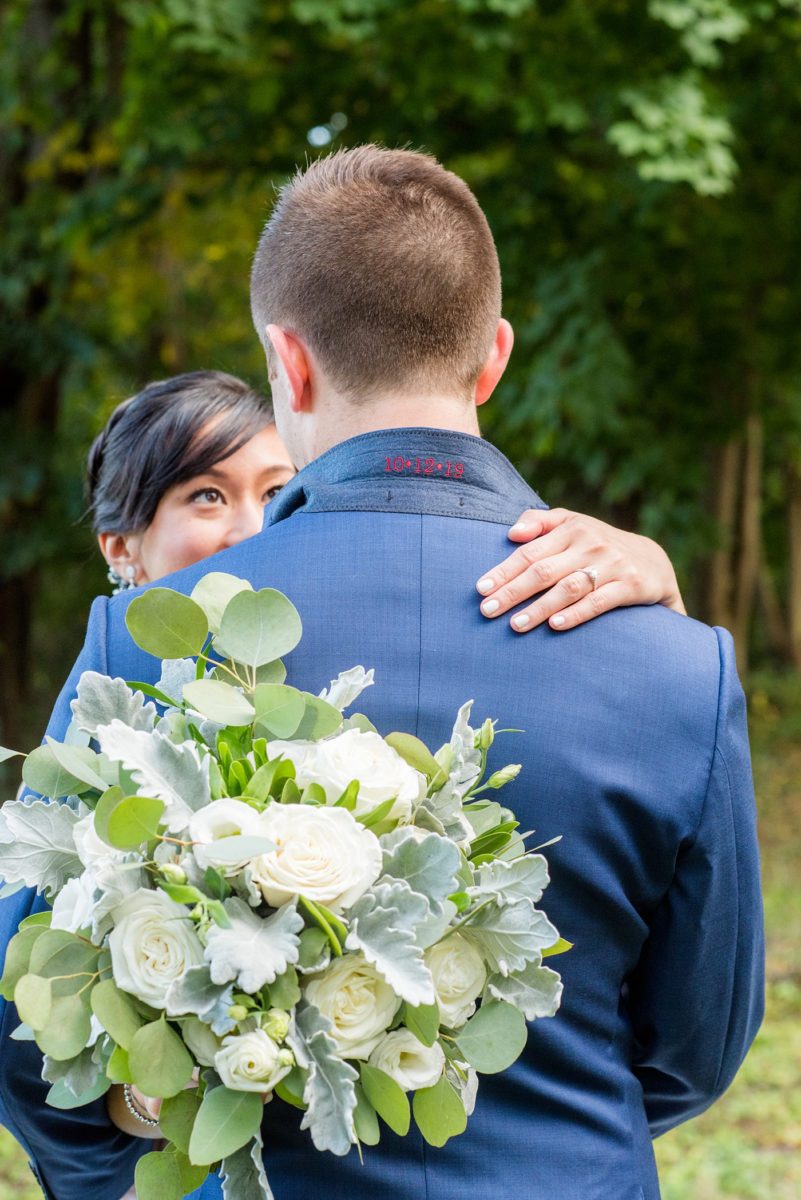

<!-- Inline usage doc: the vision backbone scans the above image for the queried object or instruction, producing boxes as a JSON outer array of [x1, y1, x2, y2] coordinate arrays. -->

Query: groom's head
[[250, 145, 512, 465]]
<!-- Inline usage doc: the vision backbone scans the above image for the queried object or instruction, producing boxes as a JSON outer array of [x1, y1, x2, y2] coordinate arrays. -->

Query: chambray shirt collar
[[267, 427, 547, 527]]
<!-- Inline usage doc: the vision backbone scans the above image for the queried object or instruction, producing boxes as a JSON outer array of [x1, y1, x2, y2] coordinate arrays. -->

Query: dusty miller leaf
[[380, 831, 461, 915], [0, 800, 81, 892], [486, 959, 563, 1020], [470, 855, 550, 906], [71, 673, 157, 737], [221, 1128, 274, 1200], [291, 1003, 357, 1156], [462, 899, 559, 977], [164, 965, 236, 1035], [96, 721, 210, 830], [204, 899, 303, 994], [345, 879, 435, 1006], [157, 658, 198, 703]]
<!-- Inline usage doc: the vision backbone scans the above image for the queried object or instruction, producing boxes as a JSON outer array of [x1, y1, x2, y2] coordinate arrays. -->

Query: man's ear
[[265, 325, 314, 413], [97, 532, 141, 581], [475, 318, 514, 407]]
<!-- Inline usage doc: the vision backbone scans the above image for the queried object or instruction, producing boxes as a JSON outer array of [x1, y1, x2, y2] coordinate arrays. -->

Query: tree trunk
[[732, 413, 764, 675], [789, 462, 801, 669], [708, 438, 741, 629]]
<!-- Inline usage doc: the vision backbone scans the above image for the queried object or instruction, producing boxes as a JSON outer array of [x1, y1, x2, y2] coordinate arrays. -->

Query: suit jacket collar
[[267, 427, 547, 527]]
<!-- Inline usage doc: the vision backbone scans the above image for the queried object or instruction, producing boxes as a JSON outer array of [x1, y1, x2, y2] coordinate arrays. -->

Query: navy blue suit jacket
[[0, 429, 764, 1200]]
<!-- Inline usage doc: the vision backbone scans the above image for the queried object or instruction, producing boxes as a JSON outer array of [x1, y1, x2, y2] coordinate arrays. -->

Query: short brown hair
[[250, 146, 501, 400]]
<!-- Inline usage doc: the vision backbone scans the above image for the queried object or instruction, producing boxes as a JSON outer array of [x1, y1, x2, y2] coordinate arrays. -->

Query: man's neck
[[304, 394, 482, 465]]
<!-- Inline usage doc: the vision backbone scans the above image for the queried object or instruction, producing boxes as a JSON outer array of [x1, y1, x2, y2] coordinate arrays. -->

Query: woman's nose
[[225, 501, 265, 546]]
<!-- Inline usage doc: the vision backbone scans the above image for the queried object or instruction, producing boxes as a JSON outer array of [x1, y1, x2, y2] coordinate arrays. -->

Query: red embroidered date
[[385, 456, 465, 479]]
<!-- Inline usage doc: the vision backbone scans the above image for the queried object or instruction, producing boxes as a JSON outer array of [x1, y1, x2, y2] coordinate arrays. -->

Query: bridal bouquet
[[0, 573, 566, 1200]]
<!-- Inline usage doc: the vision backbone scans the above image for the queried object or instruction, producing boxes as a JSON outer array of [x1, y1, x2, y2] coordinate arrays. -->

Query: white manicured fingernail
[[512, 613, 530, 630], [477, 576, 495, 594], [551, 614, 566, 628], [509, 523, 528, 535], [482, 599, 500, 615]]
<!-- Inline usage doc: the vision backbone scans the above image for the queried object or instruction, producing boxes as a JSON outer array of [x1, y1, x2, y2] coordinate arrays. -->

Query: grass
[[1, 671, 799, 1199]]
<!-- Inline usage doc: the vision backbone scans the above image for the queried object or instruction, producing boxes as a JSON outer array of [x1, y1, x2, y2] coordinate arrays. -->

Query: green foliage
[[128, 1017, 195, 1097], [359, 1063, 410, 1136], [126, 590, 209, 660], [413, 1074, 467, 1146], [454, 1000, 528, 1073], [188, 1084, 264, 1165]]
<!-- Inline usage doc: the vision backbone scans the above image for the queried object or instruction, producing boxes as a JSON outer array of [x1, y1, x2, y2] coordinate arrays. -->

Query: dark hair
[[250, 145, 501, 401], [87, 370, 274, 534]]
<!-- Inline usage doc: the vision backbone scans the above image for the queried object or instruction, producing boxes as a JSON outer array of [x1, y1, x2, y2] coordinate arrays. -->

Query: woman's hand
[[107, 1083, 164, 1140], [476, 508, 686, 633]]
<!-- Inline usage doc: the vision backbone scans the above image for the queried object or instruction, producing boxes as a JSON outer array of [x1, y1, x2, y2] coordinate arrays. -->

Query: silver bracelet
[[122, 1083, 160, 1128]]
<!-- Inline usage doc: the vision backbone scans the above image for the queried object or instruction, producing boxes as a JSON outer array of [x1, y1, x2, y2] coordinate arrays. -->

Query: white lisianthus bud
[[159, 862, 187, 885], [214, 1029, 292, 1093], [277, 1047, 295, 1069], [228, 1004, 250, 1023], [266, 729, 425, 824], [484, 764, 522, 789], [262, 1008, 290, 1042], [424, 933, 487, 1028], [477, 718, 495, 752], [304, 954, 400, 1060], [249, 805, 382, 913], [368, 1030, 446, 1092], [181, 1016, 223, 1067], [189, 798, 265, 873], [109, 889, 205, 1009]]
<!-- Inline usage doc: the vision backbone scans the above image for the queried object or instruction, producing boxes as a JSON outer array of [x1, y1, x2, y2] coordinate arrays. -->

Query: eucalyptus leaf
[[353, 1081, 380, 1146], [188, 1086, 264, 1166], [384, 732, 442, 780], [42, 1043, 109, 1105], [134, 1150, 184, 1200], [0, 746, 22, 764], [107, 1044, 133, 1083], [29, 930, 99, 996], [46, 1073, 111, 1110], [105, 795, 165, 850], [14, 973, 52, 1030], [403, 1002, 440, 1048], [159, 1088, 202, 1156], [183, 679, 255, 726], [90, 978, 145, 1050], [455, 1000, 527, 1074], [216, 588, 302, 668], [191, 573, 254, 635], [204, 899, 303, 993], [0, 926, 49, 1000], [129, 1017, 195, 1098], [36, 994, 92, 1060], [413, 1074, 467, 1146], [359, 1063, 410, 1137], [292, 695, 343, 741], [252, 684, 305, 739], [22, 744, 98, 799], [126, 588, 209, 660], [0, 800, 82, 893], [345, 880, 435, 1007]]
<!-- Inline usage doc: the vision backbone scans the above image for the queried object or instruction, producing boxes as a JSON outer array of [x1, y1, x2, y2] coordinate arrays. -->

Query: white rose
[[181, 1017, 223, 1067], [368, 1029, 446, 1092], [248, 805, 381, 913], [267, 729, 425, 824], [51, 872, 97, 936], [189, 798, 266, 873], [214, 1029, 292, 1093], [425, 933, 487, 1028], [304, 953, 400, 1060], [109, 888, 205, 1008]]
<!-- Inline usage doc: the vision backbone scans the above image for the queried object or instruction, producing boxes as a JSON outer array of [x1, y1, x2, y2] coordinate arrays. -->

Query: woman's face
[[103, 424, 295, 584]]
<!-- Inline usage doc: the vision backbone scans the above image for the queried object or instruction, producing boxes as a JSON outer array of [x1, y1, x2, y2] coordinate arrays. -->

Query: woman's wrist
[[106, 1082, 163, 1139]]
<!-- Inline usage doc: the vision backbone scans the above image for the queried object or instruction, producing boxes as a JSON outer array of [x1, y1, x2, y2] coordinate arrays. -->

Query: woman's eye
[[190, 488, 223, 504], [264, 484, 286, 503]]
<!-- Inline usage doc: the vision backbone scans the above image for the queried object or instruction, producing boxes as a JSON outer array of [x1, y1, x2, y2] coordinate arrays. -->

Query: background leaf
[[126, 589, 209, 660], [216, 589, 302, 668]]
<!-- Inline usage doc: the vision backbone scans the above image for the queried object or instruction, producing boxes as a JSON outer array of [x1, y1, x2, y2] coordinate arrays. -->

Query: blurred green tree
[[1, 0, 799, 743]]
